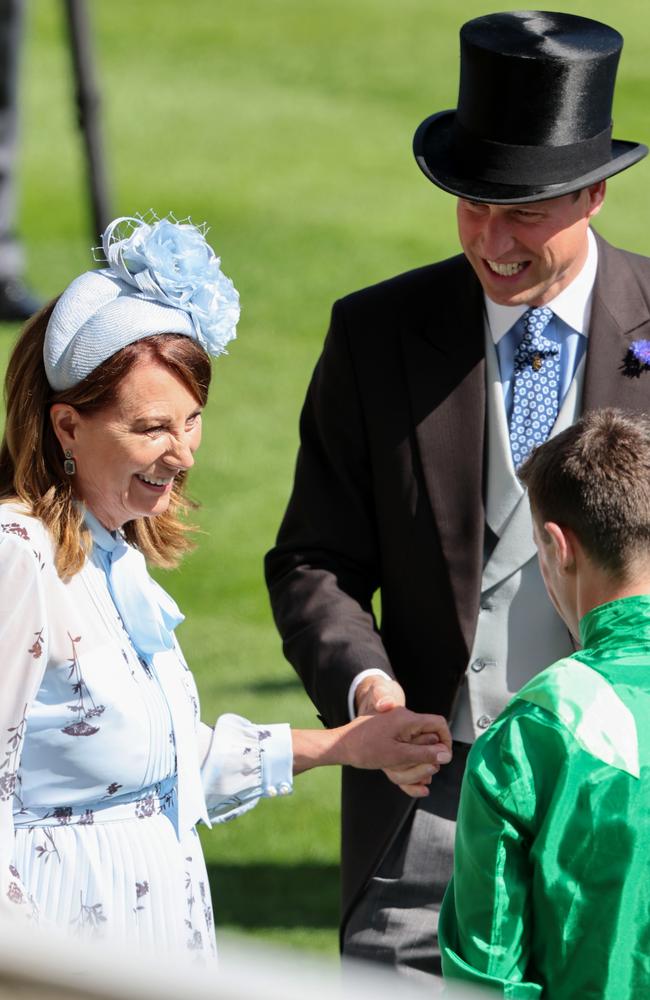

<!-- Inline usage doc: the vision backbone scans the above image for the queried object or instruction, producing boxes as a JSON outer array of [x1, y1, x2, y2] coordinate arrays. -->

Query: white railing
[[0, 917, 489, 999]]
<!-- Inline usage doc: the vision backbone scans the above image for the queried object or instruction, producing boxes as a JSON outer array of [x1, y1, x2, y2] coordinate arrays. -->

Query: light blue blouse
[[0, 505, 293, 960]]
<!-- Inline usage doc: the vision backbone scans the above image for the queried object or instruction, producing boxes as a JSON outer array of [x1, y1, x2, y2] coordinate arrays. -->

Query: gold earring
[[63, 449, 76, 476]]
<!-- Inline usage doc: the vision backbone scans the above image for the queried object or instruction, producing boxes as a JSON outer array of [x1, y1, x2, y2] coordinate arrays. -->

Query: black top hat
[[413, 10, 647, 203]]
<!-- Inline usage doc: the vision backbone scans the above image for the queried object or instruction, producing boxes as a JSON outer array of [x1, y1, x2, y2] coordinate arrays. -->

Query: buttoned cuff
[[259, 722, 293, 799], [201, 713, 293, 824]]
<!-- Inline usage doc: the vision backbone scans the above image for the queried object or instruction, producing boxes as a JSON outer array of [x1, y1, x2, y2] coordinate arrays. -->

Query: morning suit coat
[[265, 232, 650, 929]]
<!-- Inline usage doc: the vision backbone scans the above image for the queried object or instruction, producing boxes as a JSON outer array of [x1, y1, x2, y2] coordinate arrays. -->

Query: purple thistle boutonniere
[[622, 339, 650, 377]]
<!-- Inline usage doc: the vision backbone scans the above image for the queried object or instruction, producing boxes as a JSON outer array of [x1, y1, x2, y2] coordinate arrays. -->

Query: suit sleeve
[[265, 300, 395, 728]]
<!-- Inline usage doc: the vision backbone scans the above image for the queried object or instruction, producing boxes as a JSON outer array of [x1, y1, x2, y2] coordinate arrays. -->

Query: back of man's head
[[519, 408, 650, 579]]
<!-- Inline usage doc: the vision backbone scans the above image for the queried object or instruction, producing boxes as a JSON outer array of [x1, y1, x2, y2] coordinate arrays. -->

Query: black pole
[[63, 0, 111, 239]]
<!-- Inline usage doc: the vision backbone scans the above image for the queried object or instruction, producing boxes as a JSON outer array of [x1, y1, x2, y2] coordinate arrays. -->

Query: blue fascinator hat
[[44, 214, 240, 391]]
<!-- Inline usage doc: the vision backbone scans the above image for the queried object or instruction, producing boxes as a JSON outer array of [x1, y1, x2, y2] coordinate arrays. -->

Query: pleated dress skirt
[[13, 778, 217, 962]]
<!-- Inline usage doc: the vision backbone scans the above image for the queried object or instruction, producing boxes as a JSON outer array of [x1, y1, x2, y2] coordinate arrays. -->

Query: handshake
[[293, 675, 452, 797], [351, 673, 451, 797]]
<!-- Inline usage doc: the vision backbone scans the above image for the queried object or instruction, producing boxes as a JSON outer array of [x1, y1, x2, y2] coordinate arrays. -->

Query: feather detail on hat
[[44, 213, 240, 391]]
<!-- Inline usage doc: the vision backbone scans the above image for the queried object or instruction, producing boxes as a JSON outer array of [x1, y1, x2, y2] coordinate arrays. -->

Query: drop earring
[[63, 449, 76, 476]]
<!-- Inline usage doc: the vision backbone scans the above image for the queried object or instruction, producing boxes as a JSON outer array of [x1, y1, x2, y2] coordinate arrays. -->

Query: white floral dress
[[0, 505, 292, 960]]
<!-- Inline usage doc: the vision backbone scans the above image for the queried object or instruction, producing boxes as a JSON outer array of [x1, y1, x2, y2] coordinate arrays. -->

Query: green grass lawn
[[5, 0, 650, 957]]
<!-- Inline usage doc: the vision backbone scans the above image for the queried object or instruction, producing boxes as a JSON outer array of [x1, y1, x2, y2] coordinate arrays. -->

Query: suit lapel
[[484, 331, 523, 536], [401, 257, 485, 653], [584, 234, 650, 411]]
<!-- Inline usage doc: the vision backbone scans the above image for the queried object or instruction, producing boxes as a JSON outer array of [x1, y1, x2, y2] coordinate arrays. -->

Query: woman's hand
[[338, 709, 452, 797], [291, 708, 452, 797]]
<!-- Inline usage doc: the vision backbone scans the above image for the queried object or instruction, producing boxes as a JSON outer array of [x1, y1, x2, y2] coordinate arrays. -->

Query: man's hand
[[336, 707, 452, 797], [354, 675, 452, 797], [354, 675, 406, 715], [291, 708, 451, 784]]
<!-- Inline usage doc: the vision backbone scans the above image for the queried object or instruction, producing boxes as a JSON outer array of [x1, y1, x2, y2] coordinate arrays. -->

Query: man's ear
[[544, 521, 576, 572], [49, 403, 81, 452], [585, 180, 606, 219]]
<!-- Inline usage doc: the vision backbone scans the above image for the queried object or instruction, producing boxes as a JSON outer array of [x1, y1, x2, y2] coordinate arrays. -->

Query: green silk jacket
[[440, 595, 650, 998]]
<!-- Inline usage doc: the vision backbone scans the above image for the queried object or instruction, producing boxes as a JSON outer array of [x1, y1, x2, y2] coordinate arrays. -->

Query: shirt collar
[[82, 506, 121, 553], [485, 226, 598, 344]]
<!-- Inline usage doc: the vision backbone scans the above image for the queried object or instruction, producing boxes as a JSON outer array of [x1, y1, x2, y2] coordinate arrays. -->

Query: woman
[[0, 215, 451, 959]]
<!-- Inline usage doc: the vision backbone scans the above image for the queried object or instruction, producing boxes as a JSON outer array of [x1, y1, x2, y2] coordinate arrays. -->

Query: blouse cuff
[[201, 713, 293, 824], [258, 721, 293, 799]]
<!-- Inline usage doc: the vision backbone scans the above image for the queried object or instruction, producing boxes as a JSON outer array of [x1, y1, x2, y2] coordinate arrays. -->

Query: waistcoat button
[[472, 658, 496, 673]]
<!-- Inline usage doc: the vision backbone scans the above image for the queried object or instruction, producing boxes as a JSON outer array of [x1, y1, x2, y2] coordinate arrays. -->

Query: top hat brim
[[414, 110, 648, 204]]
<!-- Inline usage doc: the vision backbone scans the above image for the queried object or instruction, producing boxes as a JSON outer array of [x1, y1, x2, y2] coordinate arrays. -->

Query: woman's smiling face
[[51, 359, 203, 530]]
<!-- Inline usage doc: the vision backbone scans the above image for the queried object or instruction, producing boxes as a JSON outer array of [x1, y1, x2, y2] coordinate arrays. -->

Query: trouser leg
[[342, 741, 470, 988]]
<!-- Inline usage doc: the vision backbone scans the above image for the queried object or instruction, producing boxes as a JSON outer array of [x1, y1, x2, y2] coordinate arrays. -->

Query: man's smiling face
[[456, 182, 605, 307]]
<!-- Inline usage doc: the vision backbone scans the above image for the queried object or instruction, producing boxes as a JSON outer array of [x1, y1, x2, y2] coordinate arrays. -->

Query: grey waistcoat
[[451, 330, 584, 742]]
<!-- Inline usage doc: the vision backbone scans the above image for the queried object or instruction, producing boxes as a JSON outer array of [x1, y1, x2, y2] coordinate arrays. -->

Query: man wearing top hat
[[265, 10, 650, 983]]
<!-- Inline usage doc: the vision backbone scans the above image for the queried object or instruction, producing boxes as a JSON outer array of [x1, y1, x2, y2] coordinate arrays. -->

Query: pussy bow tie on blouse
[[83, 510, 184, 658], [84, 510, 209, 836]]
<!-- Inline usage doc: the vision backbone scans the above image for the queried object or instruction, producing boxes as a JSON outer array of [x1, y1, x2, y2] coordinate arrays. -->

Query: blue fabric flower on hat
[[100, 214, 240, 357], [622, 339, 650, 378]]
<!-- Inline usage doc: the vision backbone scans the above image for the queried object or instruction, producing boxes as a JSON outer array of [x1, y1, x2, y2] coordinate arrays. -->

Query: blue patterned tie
[[509, 306, 560, 469]]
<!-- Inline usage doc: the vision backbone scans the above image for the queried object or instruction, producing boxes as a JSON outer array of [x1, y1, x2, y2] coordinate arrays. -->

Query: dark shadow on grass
[[208, 862, 339, 930], [248, 676, 303, 694], [219, 676, 303, 695]]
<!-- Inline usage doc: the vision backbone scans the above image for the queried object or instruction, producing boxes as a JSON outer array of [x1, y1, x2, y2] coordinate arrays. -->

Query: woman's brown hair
[[0, 300, 212, 578]]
